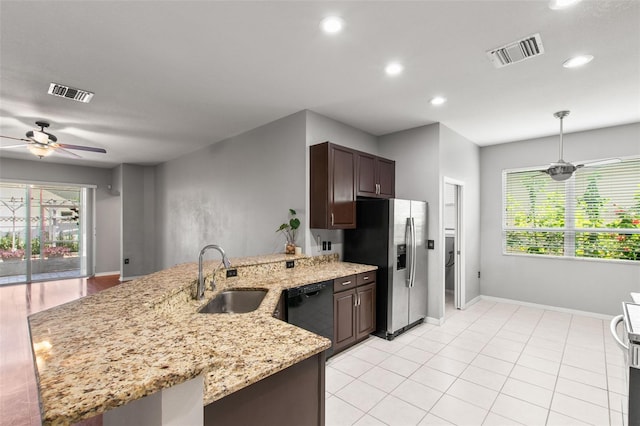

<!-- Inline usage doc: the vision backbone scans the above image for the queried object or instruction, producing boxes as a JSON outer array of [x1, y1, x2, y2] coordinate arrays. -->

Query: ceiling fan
[[0, 121, 107, 159], [541, 110, 620, 181]]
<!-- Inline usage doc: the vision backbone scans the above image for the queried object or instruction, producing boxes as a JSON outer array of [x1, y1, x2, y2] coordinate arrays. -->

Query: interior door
[[408, 201, 428, 324]]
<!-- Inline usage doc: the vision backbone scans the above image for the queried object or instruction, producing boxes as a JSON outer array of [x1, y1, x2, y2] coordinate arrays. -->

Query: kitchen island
[[28, 253, 376, 425]]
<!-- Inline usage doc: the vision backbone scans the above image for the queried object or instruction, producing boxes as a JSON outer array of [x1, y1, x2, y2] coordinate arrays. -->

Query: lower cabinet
[[355, 282, 376, 341], [333, 274, 376, 356]]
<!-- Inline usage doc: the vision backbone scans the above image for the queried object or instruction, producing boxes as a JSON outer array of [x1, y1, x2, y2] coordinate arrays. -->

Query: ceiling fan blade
[[578, 158, 622, 168], [53, 146, 82, 158], [57, 143, 107, 154], [0, 135, 30, 142], [0, 144, 27, 149]]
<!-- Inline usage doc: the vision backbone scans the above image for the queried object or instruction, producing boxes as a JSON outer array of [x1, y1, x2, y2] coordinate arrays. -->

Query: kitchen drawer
[[357, 272, 375, 286], [333, 275, 356, 292]]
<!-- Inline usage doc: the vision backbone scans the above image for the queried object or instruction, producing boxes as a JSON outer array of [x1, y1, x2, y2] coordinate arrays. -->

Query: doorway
[[443, 179, 464, 316], [0, 181, 95, 285]]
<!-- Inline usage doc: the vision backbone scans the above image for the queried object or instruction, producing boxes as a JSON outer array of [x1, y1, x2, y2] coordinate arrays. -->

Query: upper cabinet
[[356, 152, 395, 198], [310, 142, 396, 230], [310, 142, 357, 229]]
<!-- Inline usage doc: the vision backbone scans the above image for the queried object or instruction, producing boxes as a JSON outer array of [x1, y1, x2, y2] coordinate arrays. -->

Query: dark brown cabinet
[[333, 289, 356, 353], [332, 272, 376, 355], [355, 282, 376, 341], [357, 153, 395, 199], [310, 142, 356, 229]]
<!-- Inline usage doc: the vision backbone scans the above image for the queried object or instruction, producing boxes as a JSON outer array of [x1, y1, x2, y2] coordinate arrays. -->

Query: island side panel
[[204, 351, 326, 426]]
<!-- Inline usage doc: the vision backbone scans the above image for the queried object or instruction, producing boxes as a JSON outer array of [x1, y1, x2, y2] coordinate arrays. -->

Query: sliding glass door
[[0, 182, 94, 285]]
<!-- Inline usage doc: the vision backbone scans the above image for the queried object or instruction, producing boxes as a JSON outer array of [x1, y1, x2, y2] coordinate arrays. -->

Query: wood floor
[[0, 275, 120, 426]]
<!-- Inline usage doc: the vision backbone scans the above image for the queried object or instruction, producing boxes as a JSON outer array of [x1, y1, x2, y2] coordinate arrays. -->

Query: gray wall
[[439, 124, 481, 305], [480, 122, 640, 315], [0, 157, 120, 274], [121, 164, 156, 279], [379, 124, 442, 320], [304, 110, 379, 256], [154, 111, 307, 269]]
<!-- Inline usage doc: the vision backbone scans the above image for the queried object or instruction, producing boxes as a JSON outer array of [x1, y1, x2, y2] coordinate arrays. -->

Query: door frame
[[442, 177, 465, 314]]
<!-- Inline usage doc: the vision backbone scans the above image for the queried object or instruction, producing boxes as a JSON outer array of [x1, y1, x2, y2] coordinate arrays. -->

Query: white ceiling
[[1, 1, 639, 168]]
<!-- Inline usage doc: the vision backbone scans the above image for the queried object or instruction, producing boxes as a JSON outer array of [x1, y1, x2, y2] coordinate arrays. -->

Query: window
[[503, 158, 640, 262], [0, 181, 95, 284]]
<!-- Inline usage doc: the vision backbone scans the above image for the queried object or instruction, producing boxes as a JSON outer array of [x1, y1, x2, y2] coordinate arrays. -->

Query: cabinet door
[[356, 283, 376, 340], [356, 152, 377, 197], [330, 145, 356, 228], [333, 289, 356, 352], [376, 158, 395, 198]]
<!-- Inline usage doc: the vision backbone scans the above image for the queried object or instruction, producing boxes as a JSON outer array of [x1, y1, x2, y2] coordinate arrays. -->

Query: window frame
[[502, 156, 640, 264]]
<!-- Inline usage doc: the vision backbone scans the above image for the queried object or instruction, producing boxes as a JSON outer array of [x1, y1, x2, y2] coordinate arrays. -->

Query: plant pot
[[285, 243, 296, 255]]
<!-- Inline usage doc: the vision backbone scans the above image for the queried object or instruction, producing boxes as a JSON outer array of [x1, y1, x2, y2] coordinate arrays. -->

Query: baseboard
[[94, 271, 120, 278], [426, 316, 444, 326], [464, 295, 481, 309], [120, 275, 145, 282], [480, 295, 614, 320]]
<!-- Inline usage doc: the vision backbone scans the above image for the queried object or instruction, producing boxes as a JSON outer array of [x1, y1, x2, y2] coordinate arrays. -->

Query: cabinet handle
[[376, 183, 379, 194], [341, 281, 352, 286], [357, 294, 361, 306], [363, 276, 369, 280], [331, 213, 334, 226]]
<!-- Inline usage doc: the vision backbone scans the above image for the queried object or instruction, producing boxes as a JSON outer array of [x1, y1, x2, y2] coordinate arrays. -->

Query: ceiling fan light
[[547, 162, 576, 181], [28, 144, 53, 158], [27, 130, 50, 144]]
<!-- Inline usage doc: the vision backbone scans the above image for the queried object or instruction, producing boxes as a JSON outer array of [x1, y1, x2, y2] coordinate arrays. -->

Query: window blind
[[503, 158, 640, 261]]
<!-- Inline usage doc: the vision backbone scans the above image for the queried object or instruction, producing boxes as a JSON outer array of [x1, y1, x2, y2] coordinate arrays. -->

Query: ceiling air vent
[[48, 83, 94, 103], [486, 33, 544, 68]]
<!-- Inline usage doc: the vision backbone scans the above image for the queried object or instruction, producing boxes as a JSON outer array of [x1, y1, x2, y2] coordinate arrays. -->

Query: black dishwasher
[[286, 280, 334, 358]]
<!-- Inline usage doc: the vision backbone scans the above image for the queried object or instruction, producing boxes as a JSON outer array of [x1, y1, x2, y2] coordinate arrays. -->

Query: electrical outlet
[[478, 271, 481, 279], [226, 269, 238, 278], [327, 241, 332, 250], [286, 260, 295, 269], [322, 241, 327, 251], [427, 240, 435, 250], [124, 258, 130, 264]]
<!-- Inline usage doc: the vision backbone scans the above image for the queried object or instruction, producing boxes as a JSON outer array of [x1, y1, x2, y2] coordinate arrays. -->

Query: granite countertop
[[28, 254, 376, 425]]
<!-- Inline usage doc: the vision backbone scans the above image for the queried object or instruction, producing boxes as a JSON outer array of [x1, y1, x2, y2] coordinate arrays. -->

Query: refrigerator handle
[[410, 217, 417, 288], [405, 218, 412, 287]]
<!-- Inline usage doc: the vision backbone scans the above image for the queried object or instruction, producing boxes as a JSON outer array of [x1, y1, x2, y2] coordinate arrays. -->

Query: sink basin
[[198, 289, 268, 314]]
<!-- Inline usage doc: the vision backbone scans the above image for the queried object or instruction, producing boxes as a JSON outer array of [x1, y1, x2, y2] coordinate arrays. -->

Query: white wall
[[480, 123, 640, 315], [0, 157, 120, 274], [304, 110, 379, 256], [154, 111, 306, 269], [439, 124, 481, 306], [379, 124, 442, 319]]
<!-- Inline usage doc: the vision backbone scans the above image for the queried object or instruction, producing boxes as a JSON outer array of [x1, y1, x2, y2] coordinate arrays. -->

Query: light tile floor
[[325, 299, 628, 426]]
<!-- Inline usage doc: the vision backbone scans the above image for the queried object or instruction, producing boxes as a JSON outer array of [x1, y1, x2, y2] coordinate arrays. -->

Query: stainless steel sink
[[198, 289, 267, 314]]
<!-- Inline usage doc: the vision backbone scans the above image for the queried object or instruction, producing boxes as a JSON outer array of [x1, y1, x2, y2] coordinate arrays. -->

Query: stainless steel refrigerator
[[344, 199, 428, 340]]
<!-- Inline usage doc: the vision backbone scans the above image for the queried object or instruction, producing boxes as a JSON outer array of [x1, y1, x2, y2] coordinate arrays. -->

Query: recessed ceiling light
[[385, 62, 403, 76], [430, 96, 447, 106], [320, 16, 344, 34], [563, 54, 594, 68], [549, 0, 582, 10]]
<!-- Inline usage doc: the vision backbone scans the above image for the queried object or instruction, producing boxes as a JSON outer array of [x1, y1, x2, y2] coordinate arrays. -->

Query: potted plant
[[44, 246, 70, 259], [276, 209, 301, 254], [1, 249, 24, 262]]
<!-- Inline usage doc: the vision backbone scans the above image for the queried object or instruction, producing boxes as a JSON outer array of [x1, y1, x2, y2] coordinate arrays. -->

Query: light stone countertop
[[28, 254, 376, 425]]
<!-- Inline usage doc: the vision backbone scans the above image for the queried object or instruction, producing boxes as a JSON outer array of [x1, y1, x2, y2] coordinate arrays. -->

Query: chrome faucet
[[197, 244, 232, 300]]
